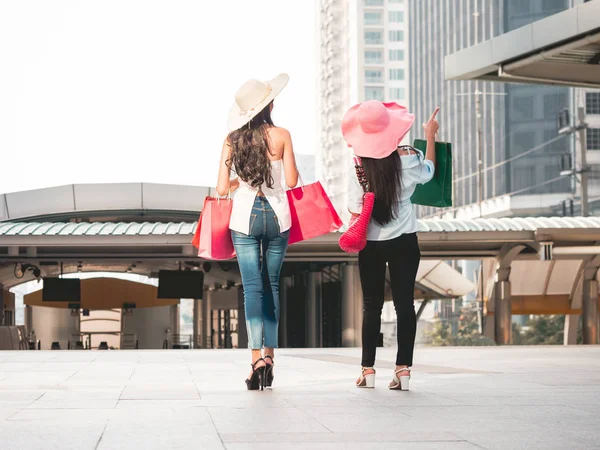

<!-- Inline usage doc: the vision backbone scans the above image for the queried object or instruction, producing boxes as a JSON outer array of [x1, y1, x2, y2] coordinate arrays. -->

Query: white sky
[[0, 0, 316, 194]]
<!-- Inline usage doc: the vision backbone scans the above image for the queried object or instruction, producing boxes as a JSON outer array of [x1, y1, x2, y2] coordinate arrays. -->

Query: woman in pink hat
[[342, 101, 439, 390]]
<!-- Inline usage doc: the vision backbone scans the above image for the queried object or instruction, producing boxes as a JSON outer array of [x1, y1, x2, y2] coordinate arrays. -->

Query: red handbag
[[339, 157, 374, 253], [191, 197, 236, 260], [287, 181, 342, 245]]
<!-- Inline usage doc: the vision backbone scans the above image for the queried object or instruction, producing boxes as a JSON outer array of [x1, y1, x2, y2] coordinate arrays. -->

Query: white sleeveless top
[[229, 159, 292, 235]]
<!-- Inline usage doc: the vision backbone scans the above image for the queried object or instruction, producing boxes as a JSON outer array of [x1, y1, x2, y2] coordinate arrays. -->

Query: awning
[[445, 1, 600, 87]]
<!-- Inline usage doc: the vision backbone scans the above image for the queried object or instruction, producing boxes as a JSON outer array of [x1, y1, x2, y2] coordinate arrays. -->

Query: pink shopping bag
[[192, 197, 236, 260], [286, 181, 343, 245]]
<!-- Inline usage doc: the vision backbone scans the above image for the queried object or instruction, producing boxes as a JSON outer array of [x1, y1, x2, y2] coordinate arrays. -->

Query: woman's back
[[347, 148, 434, 241]]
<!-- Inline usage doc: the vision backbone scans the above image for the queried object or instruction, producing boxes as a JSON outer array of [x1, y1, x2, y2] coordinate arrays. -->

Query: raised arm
[[422, 107, 440, 168], [281, 128, 299, 188], [216, 137, 232, 196]]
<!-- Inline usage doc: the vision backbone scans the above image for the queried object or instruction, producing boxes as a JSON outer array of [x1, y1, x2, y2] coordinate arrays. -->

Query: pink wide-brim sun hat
[[341, 101, 415, 159]]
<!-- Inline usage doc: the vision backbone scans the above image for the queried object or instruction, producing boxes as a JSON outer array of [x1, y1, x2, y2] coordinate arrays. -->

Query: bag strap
[[353, 157, 370, 193]]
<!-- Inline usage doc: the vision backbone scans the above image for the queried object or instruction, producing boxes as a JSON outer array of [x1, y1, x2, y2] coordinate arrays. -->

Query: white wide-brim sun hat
[[227, 73, 289, 131]]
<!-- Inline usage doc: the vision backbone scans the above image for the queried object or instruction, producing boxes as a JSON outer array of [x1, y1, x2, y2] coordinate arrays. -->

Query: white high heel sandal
[[356, 367, 376, 388], [389, 367, 411, 391]]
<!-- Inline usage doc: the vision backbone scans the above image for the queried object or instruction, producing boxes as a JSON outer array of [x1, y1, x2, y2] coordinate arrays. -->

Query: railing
[[167, 334, 193, 349], [120, 333, 138, 350]]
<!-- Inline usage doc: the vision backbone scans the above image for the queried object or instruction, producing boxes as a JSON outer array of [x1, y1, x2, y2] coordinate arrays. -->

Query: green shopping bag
[[410, 139, 453, 207]]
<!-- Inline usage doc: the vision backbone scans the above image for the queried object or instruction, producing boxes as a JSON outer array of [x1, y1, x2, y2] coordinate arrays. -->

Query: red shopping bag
[[286, 181, 342, 245], [191, 197, 236, 260]]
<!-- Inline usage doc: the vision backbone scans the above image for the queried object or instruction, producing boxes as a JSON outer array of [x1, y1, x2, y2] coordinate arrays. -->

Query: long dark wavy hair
[[227, 102, 275, 189], [361, 151, 403, 225]]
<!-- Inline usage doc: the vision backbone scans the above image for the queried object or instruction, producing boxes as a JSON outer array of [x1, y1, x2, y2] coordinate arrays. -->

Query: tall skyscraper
[[408, 0, 575, 219], [317, 0, 408, 217]]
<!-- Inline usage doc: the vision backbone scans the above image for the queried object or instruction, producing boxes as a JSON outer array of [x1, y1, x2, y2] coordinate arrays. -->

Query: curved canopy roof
[[2, 216, 600, 237], [0, 183, 211, 222]]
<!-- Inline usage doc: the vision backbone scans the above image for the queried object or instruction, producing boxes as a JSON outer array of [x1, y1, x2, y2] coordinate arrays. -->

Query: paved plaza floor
[[0, 346, 599, 449]]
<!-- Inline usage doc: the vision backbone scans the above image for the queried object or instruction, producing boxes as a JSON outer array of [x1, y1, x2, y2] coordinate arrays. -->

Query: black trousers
[[358, 232, 420, 367]]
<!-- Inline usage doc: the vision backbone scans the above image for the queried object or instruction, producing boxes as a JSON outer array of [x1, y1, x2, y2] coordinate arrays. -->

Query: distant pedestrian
[[342, 101, 440, 390], [216, 74, 299, 390]]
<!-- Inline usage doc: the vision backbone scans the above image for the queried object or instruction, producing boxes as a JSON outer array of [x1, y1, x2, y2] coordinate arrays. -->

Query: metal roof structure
[[1, 217, 599, 306], [0, 221, 196, 237], [0, 217, 598, 278], [2, 217, 600, 237], [444, 1, 600, 87]]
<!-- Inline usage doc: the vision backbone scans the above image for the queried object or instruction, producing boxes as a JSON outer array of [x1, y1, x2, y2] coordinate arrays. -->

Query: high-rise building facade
[[408, 0, 576, 219], [317, 0, 408, 217]]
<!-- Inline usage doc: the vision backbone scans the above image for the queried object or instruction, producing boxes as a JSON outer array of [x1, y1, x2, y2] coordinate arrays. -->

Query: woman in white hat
[[342, 101, 439, 391], [216, 74, 299, 390]]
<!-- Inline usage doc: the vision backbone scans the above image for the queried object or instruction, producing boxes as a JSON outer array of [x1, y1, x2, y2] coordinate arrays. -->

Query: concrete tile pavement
[[0, 346, 599, 449]]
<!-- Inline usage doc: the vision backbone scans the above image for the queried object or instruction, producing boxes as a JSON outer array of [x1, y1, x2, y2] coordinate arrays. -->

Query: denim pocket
[[249, 213, 258, 235], [271, 213, 281, 235]]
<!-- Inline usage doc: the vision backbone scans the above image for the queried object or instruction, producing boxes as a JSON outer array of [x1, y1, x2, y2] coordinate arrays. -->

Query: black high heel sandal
[[245, 358, 266, 391], [264, 355, 274, 388]]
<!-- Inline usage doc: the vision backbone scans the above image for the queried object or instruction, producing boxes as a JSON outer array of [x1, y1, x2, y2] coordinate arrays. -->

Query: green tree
[[516, 315, 568, 345], [425, 302, 495, 346]]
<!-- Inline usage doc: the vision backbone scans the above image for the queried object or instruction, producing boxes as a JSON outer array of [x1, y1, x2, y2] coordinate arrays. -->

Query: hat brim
[[342, 102, 415, 159], [227, 73, 289, 131]]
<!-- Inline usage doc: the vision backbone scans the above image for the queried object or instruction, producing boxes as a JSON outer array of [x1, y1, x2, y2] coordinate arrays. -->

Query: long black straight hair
[[227, 102, 275, 189], [361, 150, 403, 225]]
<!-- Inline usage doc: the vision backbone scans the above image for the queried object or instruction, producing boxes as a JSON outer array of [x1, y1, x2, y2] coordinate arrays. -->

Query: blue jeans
[[231, 196, 289, 349]]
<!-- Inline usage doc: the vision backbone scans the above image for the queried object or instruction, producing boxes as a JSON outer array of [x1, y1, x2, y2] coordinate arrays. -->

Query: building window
[[542, 0, 566, 13], [389, 87, 405, 100], [389, 11, 404, 22], [389, 0, 403, 3], [389, 49, 404, 61], [389, 68, 404, 80], [513, 166, 536, 192], [512, 131, 536, 154], [588, 128, 600, 150], [365, 69, 383, 83], [586, 92, 600, 115], [543, 129, 568, 152], [364, 0, 383, 5], [389, 30, 404, 42], [510, 0, 530, 14], [365, 30, 383, 45], [365, 50, 383, 64], [364, 11, 383, 25], [512, 96, 534, 121], [365, 86, 384, 101], [543, 93, 568, 119]]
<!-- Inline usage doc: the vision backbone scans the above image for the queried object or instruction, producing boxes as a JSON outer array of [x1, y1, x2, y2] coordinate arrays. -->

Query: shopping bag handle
[[286, 171, 305, 191], [214, 188, 231, 202]]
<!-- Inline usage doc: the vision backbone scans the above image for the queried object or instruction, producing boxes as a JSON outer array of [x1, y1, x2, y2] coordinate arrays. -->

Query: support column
[[201, 290, 212, 348], [24, 305, 33, 336], [494, 279, 512, 345], [342, 263, 362, 347], [564, 314, 580, 345], [306, 272, 322, 348], [193, 299, 200, 349], [0, 287, 4, 326], [279, 277, 289, 348], [171, 304, 180, 336], [490, 246, 525, 345], [582, 276, 599, 345], [237, 287, 247, 349]]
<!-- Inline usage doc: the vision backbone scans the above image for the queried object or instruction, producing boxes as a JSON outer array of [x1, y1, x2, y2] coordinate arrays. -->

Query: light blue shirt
[[347, 150, 435, 241]]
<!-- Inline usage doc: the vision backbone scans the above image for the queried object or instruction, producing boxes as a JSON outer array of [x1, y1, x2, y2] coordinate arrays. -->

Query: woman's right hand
[[423, 107, 440, 139]]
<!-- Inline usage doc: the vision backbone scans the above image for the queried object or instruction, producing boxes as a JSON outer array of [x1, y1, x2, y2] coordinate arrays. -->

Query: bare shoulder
[[267, 126, 292, 141]]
